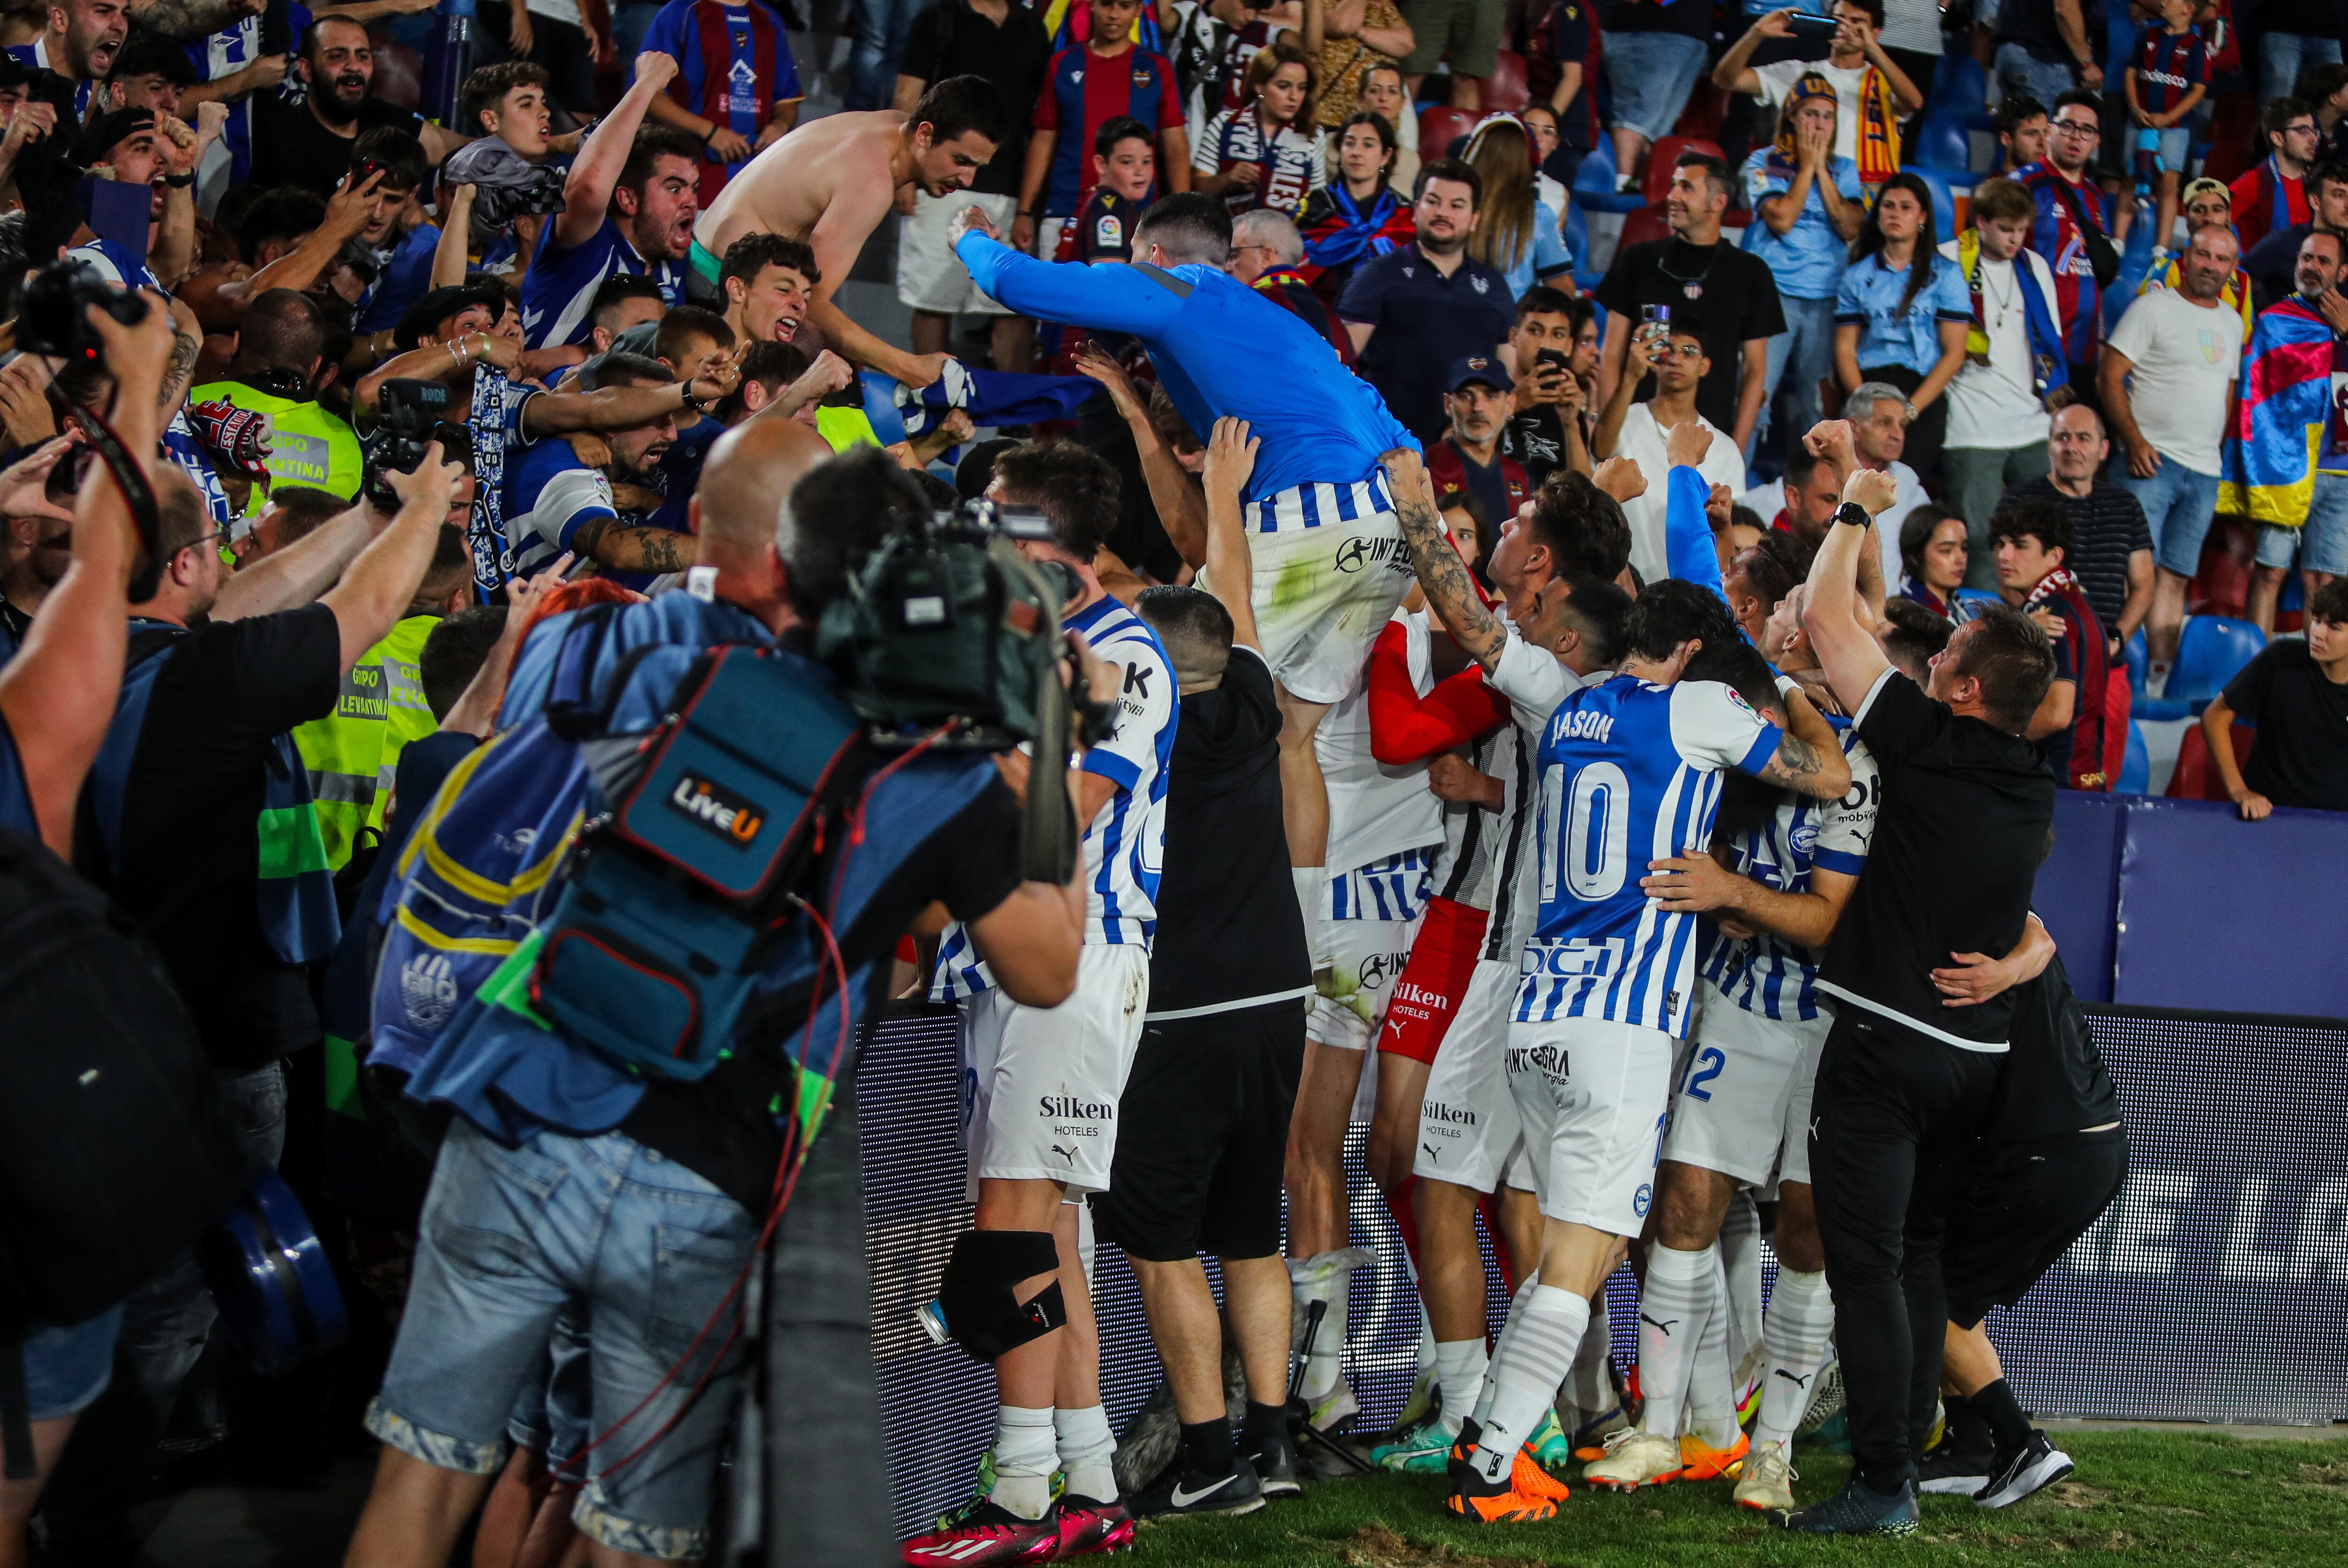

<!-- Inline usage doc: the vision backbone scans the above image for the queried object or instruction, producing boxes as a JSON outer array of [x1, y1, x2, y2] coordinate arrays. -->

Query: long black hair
[[1849, 170, 1941, 317]]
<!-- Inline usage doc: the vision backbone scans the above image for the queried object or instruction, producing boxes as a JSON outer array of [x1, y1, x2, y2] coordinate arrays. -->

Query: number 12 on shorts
[[1678, 1044, 1725, 1102]]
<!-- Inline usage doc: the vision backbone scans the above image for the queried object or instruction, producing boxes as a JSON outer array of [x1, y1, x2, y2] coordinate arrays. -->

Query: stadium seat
[[1645, 136, 1724, 207], [1419, 106, 1479, 163], [1952, 587, 2002, 612], [1485, 50, 1530, 113], [1907, 166, 1958, 241], [2117, 719, 2150, 794], [2188, 519, 2252, 618], [1930, 51, 1989, 117], [2165, 719, 2256, 801], [1573, 138, 1644, 214], [1908, 115, 1971, 178], [2124, 626, 2147, 690], [1563, 200, 1605, 289], [1617, 202, 1674, 251], [1673, 82, 1730, 143], [2168, 615, 2264, 713]]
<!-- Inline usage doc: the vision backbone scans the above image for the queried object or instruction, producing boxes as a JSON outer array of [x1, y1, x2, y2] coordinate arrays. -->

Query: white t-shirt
[[1753, 59, 1871, 165], [1939, 239, 2058, 453], [1877, 0, 1944, 55], [1613, 402, 1747, 584], [2104, 286, 2239, 477]]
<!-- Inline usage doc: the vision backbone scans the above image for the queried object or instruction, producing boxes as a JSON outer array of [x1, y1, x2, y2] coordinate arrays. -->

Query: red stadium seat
[[372, 39, 423, 111], [2188, 517, 2253, 618], [1617, 201, 1674, 250], [1484, 50, 1530, 113], [2200, 93, 2257, 186], [1673, 81, 1730, 143], [2164, 720, 2257, 801], [1644, 136, 1724, 207], [1419, 106, 1479, 162]]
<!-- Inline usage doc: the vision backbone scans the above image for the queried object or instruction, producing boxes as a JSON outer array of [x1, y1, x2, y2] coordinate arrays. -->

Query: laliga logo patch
[[1724, 687, 1757, 718], [666, 773, 766, 845]]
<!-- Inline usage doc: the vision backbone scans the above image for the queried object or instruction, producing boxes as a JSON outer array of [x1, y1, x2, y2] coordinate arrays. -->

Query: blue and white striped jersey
[[1328, 847, 1436, 923], [519, 217, 688, 349], [1699, 720, 1877, 1022], [1515, 675, 1782, 1036], [931, 593, 1179, 1000]]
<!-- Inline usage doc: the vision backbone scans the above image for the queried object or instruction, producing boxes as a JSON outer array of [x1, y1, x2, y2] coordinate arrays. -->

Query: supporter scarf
[[1958, 227, 2070, 406], [2021, 564, 2084, 611], [2248, 155, 2311, 240], [871, 363, 1101, 441], [1854, 65, 1901, 190], [1901, 579, 1951, 618], [2139, 251, 2254, 345], [1763, 72, 1838, 185], [467, 364, 515, 603], [1300, 183, 1414, 276], [2220, 295, 2336, 524]]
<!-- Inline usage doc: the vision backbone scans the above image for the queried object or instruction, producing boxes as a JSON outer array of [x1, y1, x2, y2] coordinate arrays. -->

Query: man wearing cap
[[1426, 355, 1529, 541], [64, 102, 221, 291]]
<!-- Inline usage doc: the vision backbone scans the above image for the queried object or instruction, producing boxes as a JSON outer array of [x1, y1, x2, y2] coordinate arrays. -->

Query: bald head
[[695, 417, 834, 565]]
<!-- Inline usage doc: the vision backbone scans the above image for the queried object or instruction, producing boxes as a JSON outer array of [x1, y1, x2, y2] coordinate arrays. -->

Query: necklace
[[1653, 238, 1722, 301], [1979, 258, 2016, 329]]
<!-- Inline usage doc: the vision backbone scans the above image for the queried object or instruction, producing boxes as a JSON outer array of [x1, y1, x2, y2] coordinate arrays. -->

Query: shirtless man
[[691, 75, 1004, 388]]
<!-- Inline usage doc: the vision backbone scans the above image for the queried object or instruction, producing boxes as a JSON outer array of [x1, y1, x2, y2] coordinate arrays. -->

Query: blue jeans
[[2109, 456, 2220, 576], [1756, 292, 1839, 469], [20, 1307, 124, 1422], [1993, 43, 2076, 113], [2260, 32, 2342, 107], [847, 0, 927, 110], [2255, 471, 2348, 575], [368, 1123, 757, 1562], [1604, 31, 1708, 144]]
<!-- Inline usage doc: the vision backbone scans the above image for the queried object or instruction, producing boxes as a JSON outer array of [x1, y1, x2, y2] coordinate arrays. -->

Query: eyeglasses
[[2284, 121, 2318, 138], [2052, 118, 2100, 138], [1662, 342, 1703, 360]]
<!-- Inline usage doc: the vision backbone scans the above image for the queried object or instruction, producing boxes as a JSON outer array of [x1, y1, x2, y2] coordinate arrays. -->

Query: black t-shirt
[[1820, 669, 2055, 1049], [104, 607, 343, 1066], [2258, 0, 2345, 35], [1501, 404, 1570, 488], [2223, 640, 2348, 812], [621, 764, 1028, 1211], [1600, 0, 1715, 39], [1146, 645, 1310, 1013], [1996, 475, 2149, 635], [1596, 238, 1786, 435], [898, 0, 1052, 198], [1979, 949, 2121, 1142], [251, 95, 424, 196]]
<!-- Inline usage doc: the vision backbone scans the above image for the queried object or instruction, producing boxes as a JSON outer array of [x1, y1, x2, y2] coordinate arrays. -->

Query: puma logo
[[1421, 1143, 1440, 1161], [1773, 1368, 1813, 1388], [1640, 1313, 1678, 1336], [1050, 1144, 1076, 1163]]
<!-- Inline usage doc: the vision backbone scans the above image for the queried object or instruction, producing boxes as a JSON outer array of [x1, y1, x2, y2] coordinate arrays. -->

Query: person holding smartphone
[[1498, 285, 1590, 485]]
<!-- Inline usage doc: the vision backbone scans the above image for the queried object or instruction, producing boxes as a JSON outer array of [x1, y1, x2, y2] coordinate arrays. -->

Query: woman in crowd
[[1521, 102, 1569, 222], [1358, 62, 1421, 193], [1834, 169, 1970, 481], [1299, 108, 1415, 305], [1307, 0, 1415, 132], [1197, 39, 1327, 217], [1900, 502, 1970, 616], [1461, 115, 1571, 299], [1744, 74, 1865, 467]]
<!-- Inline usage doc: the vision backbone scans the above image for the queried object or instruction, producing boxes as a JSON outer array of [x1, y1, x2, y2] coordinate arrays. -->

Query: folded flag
[[2221, 297, 2340, 524]]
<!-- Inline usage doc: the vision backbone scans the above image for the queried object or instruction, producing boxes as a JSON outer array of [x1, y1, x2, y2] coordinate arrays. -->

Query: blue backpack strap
[[76, 624, 186, 886]]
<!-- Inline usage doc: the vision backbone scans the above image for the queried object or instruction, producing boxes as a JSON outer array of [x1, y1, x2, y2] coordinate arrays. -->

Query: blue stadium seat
[[1907, 166, 1958, 240], [1930, 52, 1987, 118], [1908, 115, 1971, 177], [2117, 719, 2150, 795], [1563, 199, 1590, 269], [1952, 587, 2003, 611], [1573, 139, 1645, 215], [2167, 615, 2264, 714], [2124, 626, 2147, 691]]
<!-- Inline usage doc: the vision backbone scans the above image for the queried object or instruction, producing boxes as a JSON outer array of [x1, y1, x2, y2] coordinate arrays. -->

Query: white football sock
[[1055, 1405, 1118, 1502], [1720, 1191, 1764, 1372], [1754, 1267, 1835, 1457], [989, 1404, 1057, 1518], [1470, 1286, 1589, 1483], [1433, 1338, 1487, 1434], [1473, 1273, 1538, 1424], [1684, 1249, 1741, 1450], [1566, 1290, 1614, 1415], [1635, 1241, 1715, 1438]]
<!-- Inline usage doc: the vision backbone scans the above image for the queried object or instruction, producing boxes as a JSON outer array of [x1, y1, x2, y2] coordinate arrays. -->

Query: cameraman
[[916, 443, 1179, 1562], [0, 294, 168, 1568], [344, 434, 1089, 1568], [41, 410, 459, 1562]]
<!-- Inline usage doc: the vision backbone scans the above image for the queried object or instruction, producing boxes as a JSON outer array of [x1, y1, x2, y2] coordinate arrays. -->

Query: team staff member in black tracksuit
[[1791, 443, 2058, 1536], [1094, 417, 1311, 1519], [1920, 936, 2128, 1511]]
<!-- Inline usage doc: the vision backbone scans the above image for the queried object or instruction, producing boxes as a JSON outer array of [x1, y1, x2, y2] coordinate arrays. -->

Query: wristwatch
[[1832, 501, 1871, 529], [679, 385, 708, 416]]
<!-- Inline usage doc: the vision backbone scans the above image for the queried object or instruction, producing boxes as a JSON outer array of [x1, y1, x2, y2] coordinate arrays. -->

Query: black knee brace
[[935, 1230, 1066, 1363]]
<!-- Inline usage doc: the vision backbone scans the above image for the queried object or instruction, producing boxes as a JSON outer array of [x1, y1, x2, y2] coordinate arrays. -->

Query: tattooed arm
[[1747, 683, 1852, 800], [157, 298, 204, 420], [1383, 446, 1508, 674], [569, 515, 695, 575]]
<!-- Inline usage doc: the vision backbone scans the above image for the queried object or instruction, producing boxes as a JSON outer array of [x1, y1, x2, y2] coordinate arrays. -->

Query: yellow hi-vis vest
[[292, 614, 440, 870], [187, 379, 365, 509]]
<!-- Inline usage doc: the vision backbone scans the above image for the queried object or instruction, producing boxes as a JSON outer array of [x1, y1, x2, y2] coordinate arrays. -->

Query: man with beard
[[693, 75, 1003, 386], [1337, 159, 1516, 444], [504, 351, 698, 589], [716, 231, 817, 345], [522, 51, 699, 349], [250, 15, 465, 192], [1426, 357, 1529, 535], [12, 0, 128, 117]]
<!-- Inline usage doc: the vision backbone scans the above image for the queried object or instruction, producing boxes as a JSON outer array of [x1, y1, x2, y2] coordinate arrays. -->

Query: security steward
[[188, 286, 366, 509]]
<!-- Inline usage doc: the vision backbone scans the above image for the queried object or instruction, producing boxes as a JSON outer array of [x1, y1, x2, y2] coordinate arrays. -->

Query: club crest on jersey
[[1790, 819, 1820, 857], [1633, 1182, 1653, 1217]]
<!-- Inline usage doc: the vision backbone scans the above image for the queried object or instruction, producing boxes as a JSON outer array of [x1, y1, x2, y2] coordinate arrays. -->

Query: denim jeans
[[1942, 441, 2053, 588], [368, 1123, 757, 1561], [1604, 31, 1708, 144], [2255, 471, 2348, 575], [846, 0, 927, 110], [2109, 455, 2220, 576], [1993, 43, 2076, 114], [2260, 32, 2343, 107], [1755, 292, 1841, 469]]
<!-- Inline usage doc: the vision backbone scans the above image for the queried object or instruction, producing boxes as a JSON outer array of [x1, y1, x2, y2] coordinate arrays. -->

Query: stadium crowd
[[0, 0, 2343, 1563]]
